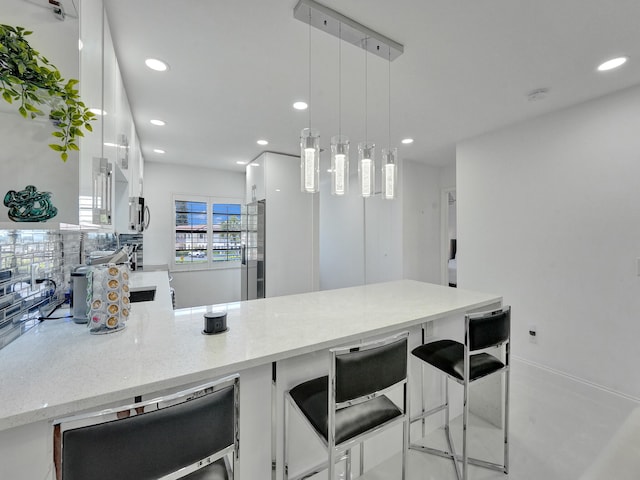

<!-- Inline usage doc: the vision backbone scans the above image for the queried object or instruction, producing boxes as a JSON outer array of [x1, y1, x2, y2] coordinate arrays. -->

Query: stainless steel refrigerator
[[241, 200, 265, 300]]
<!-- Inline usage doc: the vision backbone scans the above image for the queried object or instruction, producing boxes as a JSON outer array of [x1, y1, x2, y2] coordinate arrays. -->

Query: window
[[173, 195, 243, 269], [212, 203, 242, 262]]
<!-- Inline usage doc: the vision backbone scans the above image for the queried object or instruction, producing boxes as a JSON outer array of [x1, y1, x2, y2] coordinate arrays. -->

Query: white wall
[[320, 158, 444, 289], [440, 163, 456, 188], [319, 169, 366, 289], [0, 113, 79, 224], [319, 156, 404, 289], [402, 161, 442, 283], [144, 162, 245, 307], [442, 163, 458, 241], [457, 84, 640, 399]]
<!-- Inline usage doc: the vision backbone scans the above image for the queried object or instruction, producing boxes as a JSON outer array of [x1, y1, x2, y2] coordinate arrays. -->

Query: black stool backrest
[[62, 385, 234, 480], [467, 306, 511, 352], [334, 333, 408, 403]]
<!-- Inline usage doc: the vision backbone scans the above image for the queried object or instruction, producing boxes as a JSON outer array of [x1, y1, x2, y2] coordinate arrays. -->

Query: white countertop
[[0, 279, 500, 432]]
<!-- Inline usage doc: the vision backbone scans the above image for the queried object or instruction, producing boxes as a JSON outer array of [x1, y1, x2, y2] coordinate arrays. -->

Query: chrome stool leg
[[283, 396, 290, 480], [462, 375, 469, 480], [345, 449, 351, 480], [504, 341, 511, 474], [421, 363, 426, 438], [445, 378, 462, 480]]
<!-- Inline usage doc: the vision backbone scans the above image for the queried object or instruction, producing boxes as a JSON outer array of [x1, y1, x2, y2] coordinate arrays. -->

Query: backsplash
[[0, 229, 116, 350]]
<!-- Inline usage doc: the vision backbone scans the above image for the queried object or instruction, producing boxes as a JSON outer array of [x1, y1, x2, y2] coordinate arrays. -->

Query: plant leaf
[[2, 24, 95, 162]]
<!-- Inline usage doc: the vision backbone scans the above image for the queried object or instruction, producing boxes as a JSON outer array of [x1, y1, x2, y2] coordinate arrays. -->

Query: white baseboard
[[513, 356, 640, 404]]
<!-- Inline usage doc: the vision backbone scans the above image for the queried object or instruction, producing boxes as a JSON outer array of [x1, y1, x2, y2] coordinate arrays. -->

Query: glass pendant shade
[[300, 128, 320, 193], [358, 142, 375, 198], [381, 148, 397, 200], [330, 135, 350, 195]]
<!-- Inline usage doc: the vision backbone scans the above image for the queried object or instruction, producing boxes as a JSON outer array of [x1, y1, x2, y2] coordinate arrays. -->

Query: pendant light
[[331, 23, 349, 196], [301, 128, 320, 193], [358, 38, 375, 198], [300, 7, 319, 193], [381, 49, 397, 200], [293, 0, 405, 196]]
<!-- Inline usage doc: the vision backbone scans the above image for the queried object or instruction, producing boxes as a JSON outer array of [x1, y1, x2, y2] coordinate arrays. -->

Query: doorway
[[440, 187, 457, 287]]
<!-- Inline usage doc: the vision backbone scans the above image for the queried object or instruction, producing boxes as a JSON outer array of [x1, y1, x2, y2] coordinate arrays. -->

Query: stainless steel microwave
[[129, 196, 150, 232]]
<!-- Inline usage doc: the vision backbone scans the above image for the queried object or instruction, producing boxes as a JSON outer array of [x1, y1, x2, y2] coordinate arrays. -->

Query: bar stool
[[53, 374, 240, 480], [410, 306, 511, 480], [284, 331, 410, 480]]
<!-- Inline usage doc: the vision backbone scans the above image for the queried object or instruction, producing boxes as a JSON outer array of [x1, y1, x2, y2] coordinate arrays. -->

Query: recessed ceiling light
[[89, 108, 106, 116], [145, 58, 169, 72], [293, 101, 308, 110], [150, 119, 166, 126], [597, 56, 628, 72], [401, 138, 414, 144], [153, 149, 165, 154], [257, 139, 269, 146], [236, 161, 247, 165]]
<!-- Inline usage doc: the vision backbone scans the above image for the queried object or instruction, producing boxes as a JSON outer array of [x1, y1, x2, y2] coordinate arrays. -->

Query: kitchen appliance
[[129, 196, 150, 232], [241, 200, 265, 300], [70, 265, 91, 323]]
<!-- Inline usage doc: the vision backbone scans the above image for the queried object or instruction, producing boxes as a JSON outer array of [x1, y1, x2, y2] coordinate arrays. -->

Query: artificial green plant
[[0, 24, 95, 161]]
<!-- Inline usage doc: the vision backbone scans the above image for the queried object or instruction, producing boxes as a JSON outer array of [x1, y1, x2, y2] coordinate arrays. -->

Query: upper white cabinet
[[0, 1, 81, 224], [245, 158, 265, 204], [79, 0, 144, 231]]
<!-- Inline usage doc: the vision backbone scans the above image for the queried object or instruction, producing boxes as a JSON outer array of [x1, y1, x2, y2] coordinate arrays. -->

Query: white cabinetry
[[246, 152, 319, 297], [79, 0, 144, 231], [0, 1, 80, 224], [245, 158, 265, 204]]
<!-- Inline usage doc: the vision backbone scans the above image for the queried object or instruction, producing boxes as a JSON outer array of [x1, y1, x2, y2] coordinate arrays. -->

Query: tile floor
[[359, 359, 639, 480]]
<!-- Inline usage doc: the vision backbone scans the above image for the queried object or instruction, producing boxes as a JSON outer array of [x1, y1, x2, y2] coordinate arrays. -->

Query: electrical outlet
[[528, 325, 537, 343]]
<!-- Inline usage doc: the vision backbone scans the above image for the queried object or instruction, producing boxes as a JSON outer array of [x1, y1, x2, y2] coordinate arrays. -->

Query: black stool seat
[[290, 375, 403, 445], [412, 339, 505, 382], [183, 459, 230, 480]]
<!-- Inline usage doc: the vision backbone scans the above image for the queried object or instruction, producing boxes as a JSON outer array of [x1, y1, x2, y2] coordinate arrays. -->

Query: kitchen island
[[0, 277, 501, 479]]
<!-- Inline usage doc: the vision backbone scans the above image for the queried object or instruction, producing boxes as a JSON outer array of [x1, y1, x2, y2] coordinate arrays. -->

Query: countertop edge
[[0, 281, 501, 432]]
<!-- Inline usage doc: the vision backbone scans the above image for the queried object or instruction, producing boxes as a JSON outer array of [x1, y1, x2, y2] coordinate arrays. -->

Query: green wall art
[[3, 185, 58, 222]]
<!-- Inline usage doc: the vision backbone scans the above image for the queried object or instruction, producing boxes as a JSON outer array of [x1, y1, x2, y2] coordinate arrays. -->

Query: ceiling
[[103, 0, 640, 172]]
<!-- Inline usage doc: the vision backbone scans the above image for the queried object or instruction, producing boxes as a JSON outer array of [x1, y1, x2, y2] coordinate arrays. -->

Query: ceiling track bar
[[293, 0, 404, 61]]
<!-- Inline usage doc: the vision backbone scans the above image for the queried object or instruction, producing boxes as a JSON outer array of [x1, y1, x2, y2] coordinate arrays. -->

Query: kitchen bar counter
[[0, 279, 500, 432]]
